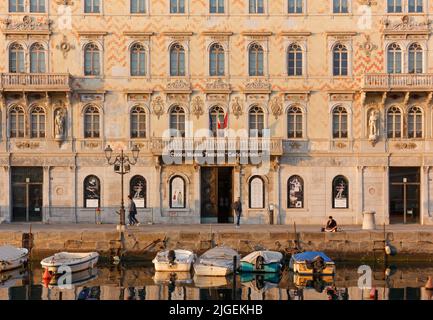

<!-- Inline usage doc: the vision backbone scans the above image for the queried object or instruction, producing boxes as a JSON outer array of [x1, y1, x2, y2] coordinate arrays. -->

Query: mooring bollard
[[362, 210, 376, 230]]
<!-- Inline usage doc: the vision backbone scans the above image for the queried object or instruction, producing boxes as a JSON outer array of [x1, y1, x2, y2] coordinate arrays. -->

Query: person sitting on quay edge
[[322, 216, 338, 232]]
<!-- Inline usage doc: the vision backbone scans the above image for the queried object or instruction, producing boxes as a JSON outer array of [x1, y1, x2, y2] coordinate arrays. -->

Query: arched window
[[248, 43, 264, 76], [288, 175, 304, 208], [387, 43, 402, 74], [209, 105, 225, 137], [408, 43, 423, 74], [288, 43, 303, 76], [84, 43, 100, 76], [249, 105, 264, 137], [209, 43, 225, 76], [30, 106, 45, 138], [130, 43, 146, 76], [387, 0, 402, 13], [84, 105, 100, 138], [287, 105, 303, 138], [131, 0, 146, 13], [170, 0, 185, 13], [30, 0, 45, 13], [9, 43, 25, 73], [9, 105, 25, 138], [210, 0, 224, 13], [169, 105, 186, 137], [170, 176, 186, 208], [249, 0, 264, 13], [84, 175, 100, 208], [332, 175, 349, 209], [332, 106, 348, 139], [130, 106, 146, 138], [170, 43, 185, 76], [130, 175, 147, 208], [408, 106, 423, 138], [333, 43, 348, 76], [249, 176, 265, 209], [30, 43, 46, 73], [387, 106, 402, 138]]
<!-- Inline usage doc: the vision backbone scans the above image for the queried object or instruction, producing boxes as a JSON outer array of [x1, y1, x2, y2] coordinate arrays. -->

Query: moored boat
[[240, 251, 283, 273], [0, 245, 29, 272], [289, 251, 335, 275], [152, 249, 196, 272], [194, 246, 240, 276], [41, 252, 99, 275]]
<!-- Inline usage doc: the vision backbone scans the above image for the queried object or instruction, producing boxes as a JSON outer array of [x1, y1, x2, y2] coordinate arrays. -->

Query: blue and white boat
[[289, 251, 335, 275], [240, 251, 283, 273]]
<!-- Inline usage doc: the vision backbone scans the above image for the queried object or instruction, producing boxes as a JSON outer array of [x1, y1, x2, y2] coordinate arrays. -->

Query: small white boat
[[289, 251, 336, 275], [194, 246, 240, 276], [41, 252, 99, 274], [152, 249, 196, 272], [0, 245, 29, 272]]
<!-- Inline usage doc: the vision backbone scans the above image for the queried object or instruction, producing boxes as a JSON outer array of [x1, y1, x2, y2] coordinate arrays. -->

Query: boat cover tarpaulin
[[291, 251, 333, 263], [0, 246, 27, 262], [198, 246, 239, 267], [241, 251, 283, 264], [155, 250, 195, 263]]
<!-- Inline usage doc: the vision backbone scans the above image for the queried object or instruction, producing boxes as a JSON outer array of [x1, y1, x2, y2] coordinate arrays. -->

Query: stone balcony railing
[[149, 137, 283, 156], [0, 73, 71, 92], [362, 73, 433, 91]]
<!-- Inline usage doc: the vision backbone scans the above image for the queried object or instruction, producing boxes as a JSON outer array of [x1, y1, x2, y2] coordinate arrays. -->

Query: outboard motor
[[167, 250, 176, 266], [306, 256, 326, 274], [255, 255, 265, 270]]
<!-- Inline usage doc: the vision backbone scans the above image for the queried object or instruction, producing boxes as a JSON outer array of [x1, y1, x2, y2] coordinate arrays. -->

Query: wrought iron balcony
[[362, 73, 433, 91], [0, 73, 71, 92]]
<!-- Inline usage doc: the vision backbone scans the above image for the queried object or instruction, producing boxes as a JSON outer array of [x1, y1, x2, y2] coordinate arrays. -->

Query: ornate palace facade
[[1, 0, 433, 225]]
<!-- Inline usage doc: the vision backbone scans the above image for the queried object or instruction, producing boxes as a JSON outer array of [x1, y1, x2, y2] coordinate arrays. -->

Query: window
[[209, 43, 225, 76], [9, 106, 25, 138], [209, 105, 225, 137], [408, 43, 423, 74], [288, 0, 302, 13], [30, 43, 46, 73], [288, 175, 304, 208], [30, 106, 45, 138], [249, 0, 264, 13], [332, 175, 349, 209], [408, 0, 423, 12], [170, 176, 186, 208], [249, 105, 264, 137], [210, 0, 224, 13], [288, 43, 303, 76], [249, 176, 265, 209], [387, 0, 402, 13], [84, 175, 100, 208], [130, 175, 147, 208], [30, 0, 45, 12], [169, 105, 186, 137], [84, 43, 100, 76], [333, 43, 348, 76], [288, 106, 303, 138], [249, 43, 264, 76], [9, 43, 25, 73], [85, 0, 100, 13], [408, 106, 422, 138], [387, 43, 402, 74], [333, 0, 348, 13], [170, 44, 185, 76], [387, 106, 402, 138], [84, 105, 100, 138], [131, 0, 146, 13], [130, 106, 146, 138], [332, 106, 348, 139], [9, 0, 24, 12], [170, 0, 185, 13], [130, 43, 146, 76]]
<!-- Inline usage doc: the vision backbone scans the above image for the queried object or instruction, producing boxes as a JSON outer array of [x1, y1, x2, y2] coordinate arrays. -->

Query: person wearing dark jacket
[[128, 195, 139, 226], [233, 197, 242, 228]]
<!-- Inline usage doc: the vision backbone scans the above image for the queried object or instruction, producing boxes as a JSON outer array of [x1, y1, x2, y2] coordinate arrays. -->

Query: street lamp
[[104, 144, 140, 228]]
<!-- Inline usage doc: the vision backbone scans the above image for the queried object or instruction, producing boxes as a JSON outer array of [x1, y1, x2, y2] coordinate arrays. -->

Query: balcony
[[0, 73, 71, 92], [362, 74, 433, 92]]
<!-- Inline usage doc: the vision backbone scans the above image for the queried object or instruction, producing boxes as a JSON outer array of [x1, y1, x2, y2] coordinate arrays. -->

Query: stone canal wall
[[1, 228, 433, 261]]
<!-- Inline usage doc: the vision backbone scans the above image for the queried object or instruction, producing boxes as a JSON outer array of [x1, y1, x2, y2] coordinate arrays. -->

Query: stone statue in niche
[[55, 109, 66, 143], [368, 109, 379, 146]]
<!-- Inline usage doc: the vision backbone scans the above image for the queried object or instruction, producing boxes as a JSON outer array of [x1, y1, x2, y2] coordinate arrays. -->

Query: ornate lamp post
[[104, 144, 140, 228]]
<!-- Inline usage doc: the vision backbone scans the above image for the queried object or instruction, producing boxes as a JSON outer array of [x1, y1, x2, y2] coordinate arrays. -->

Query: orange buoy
[[42, 268, 53, 287]]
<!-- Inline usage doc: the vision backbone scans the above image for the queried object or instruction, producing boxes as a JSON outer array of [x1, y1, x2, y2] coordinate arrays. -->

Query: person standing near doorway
[[233, 197, 242, 228], [128, 195, 140, 226]]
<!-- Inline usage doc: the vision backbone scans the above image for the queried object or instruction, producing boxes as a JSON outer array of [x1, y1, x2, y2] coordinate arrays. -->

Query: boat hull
[[41, 253, 99, 274], [290, 261, 335, 275], [240, 262, 281, 273], [194, 264, 232, 276], [0, 255, 28, 272], [153, 262, 193, 272]]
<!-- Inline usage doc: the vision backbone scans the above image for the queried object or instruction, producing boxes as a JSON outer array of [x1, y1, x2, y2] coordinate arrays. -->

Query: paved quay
[[1, 223, 433, 260]]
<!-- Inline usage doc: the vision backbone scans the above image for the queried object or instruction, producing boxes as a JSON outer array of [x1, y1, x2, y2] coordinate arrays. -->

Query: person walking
[[128, 195, 140, 226], [233, 197, 242, 228]]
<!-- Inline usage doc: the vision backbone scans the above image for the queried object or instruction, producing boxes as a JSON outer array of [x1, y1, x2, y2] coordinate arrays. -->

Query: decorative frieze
[[151, 96, 165, 119], [394, 142, 417, 150], [205, 79, 231, 92], [80, 93, 105, 103], [165, 79, 191, 93], [244, 79, 271, 93], [15, 141, 40, 149], [1, 16, 52, 35]]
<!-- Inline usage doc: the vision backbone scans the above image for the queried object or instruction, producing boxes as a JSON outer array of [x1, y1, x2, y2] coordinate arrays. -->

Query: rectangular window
[[333, 0, 348, 13], [249, 0, 264, 14], [408, 0, 423, 13], [170, 0, 185, 13], [288, 0, 302, 14], [30, 0, 45, 12], [210, 0, 224, 13], [85, 0, 100, 13], [131, 0, 146, 13], [9, 0, 25, 12], [387, 0, 402, 13]]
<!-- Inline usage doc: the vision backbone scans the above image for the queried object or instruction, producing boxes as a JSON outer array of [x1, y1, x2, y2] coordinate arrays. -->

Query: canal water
[[1, 261, 432, 300]]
